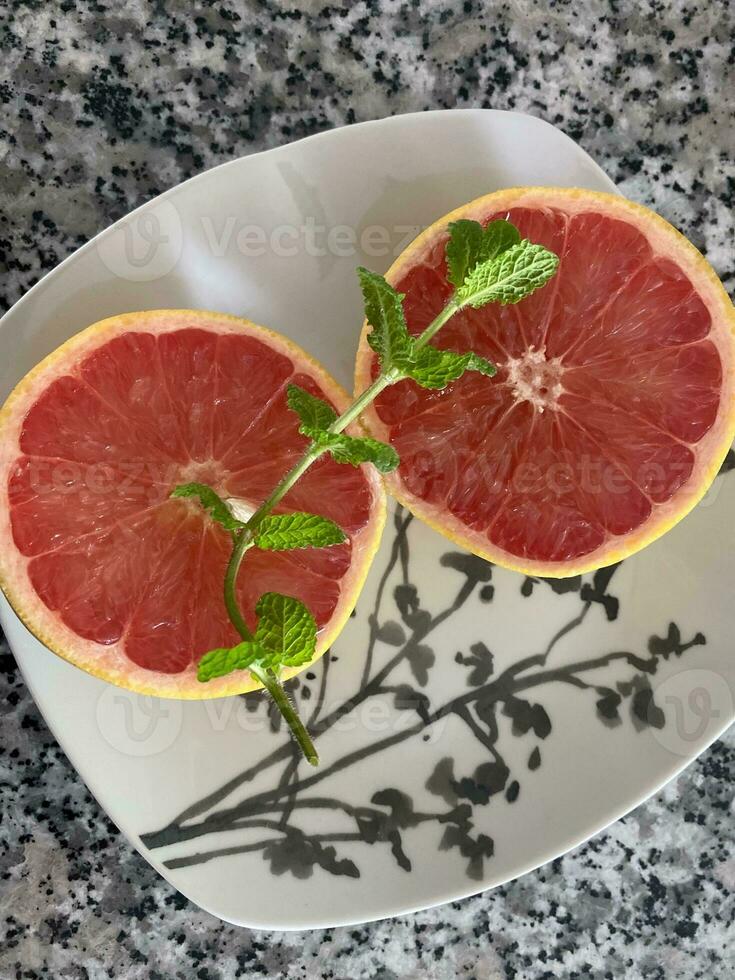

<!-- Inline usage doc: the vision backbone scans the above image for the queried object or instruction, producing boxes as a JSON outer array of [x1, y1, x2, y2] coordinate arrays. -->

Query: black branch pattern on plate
[[141, 493, 716, 881]]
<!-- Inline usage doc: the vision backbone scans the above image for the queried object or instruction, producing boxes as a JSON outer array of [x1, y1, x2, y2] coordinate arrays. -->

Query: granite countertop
[[1, 1, 734, 976]]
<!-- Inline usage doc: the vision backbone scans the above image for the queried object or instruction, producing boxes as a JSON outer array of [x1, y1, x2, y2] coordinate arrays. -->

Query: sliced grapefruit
[[355, 187, 735, 577], [0, 310, 385, 697]]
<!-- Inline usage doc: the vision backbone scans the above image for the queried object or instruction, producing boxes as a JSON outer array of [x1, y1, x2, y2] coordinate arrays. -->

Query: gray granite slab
[[1, 0, 733, 977]]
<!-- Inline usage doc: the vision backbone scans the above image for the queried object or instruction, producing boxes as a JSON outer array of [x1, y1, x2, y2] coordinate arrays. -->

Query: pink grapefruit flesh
[[355, 188, 735, 577], [0, 310, 385, 697]]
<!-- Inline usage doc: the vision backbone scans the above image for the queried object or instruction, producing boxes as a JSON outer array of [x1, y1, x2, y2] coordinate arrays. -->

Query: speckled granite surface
[[1, 0, 734, 976]]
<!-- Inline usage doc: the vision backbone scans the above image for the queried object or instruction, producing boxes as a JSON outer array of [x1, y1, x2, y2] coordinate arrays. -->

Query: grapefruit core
[[355, 187, 735, 577], [0, 311, 386, 697]]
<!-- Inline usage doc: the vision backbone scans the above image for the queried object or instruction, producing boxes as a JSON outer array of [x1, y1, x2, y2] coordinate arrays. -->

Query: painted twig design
[[142, 497, 711, 881]]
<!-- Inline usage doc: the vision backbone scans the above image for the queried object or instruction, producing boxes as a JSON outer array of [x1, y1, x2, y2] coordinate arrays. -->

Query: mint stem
[[415, 298, 461, 349], [250, 663, 319, 766], [327, 370, 398, 433], [223, 532, 255, 641], [234, 370, 396, 544], [236, 306, 455, 544], [220, 302, 466, 762], [247, 445, 323, 528], [247, 371, 397, 528]]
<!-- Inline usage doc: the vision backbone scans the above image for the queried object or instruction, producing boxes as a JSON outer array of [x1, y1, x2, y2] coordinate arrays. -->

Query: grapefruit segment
[[487, 411, 608, 563], [8, 460, 167, 557], [355, 187, 735, 576], [542, 212, 652, 361], [212, 333, 293, 459], [80, 331, 190, 462], [190, 523, 234, 664], [551, 258, 712, 365], [234, 548, 342, 634], [27, 502, 187, 648], [125, 509, 207, 674], [156, 328, 218, 463], [281, 454, 374, 535], [0, 310, 386, 697], [494, 206, 568, 354], [558, 395, 695, 504], [19, 374, 181, 469], [563, 342, 722, 442]]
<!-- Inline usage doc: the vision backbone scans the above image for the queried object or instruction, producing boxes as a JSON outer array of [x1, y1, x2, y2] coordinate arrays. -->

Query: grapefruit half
[[0, 310, 385, 697], [355, 187, 735, 577]]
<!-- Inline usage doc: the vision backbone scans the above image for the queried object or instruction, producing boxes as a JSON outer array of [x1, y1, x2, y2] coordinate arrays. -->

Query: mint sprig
[[198, 592, 320, 766], [358, 264, 499, 392], [173, 214, 560, 768], [357, 219, 556, 392]]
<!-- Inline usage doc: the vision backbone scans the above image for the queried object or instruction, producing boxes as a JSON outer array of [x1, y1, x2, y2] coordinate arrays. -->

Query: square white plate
[[2, 109, 733, 929]]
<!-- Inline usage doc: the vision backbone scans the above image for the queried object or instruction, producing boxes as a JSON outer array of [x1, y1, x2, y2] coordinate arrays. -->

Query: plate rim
[[0, 108, 617, 348]]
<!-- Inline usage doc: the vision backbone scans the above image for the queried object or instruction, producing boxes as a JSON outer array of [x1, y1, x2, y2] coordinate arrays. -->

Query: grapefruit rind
[[354, 187, 735, 577], [0, 310, 386, 698]]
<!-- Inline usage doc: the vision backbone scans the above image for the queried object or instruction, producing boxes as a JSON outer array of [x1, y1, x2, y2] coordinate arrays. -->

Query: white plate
[[2, 109, 734, 930]]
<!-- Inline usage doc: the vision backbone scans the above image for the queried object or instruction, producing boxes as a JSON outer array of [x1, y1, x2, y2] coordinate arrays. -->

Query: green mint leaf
[[254, 592, 317, 668], [171, 483, 245, 532], [456, 239, 559, 308], [446, 219, 521, 288], [286, 384, 337, 436], [197, 640, 263, 681], [406, 346, 496, 390], [446, 219, 485, 289], [196, 591, 321, 681], [254, 512, 347, 550], [358, 267, 413, 369], [315, 431, 399, 473], [478, 219, 522, 263]]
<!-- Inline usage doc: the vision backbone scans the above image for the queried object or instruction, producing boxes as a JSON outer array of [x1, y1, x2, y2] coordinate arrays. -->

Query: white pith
[[505, 347, 565, 413]]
